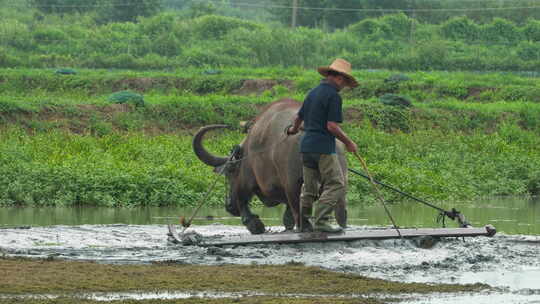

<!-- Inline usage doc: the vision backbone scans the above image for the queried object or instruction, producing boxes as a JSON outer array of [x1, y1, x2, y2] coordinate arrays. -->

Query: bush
[[97, 0, 162, 23], [349, 18, 381, 38], [191, 15, 261, 40], [378, 13, 416, 40], [0, 49, 21, 68], [481, 18, 522, 43], [108, 90, 145, 107], [182, 46, 228, 67], [33, 28, 67, 43], [522, 19, 540, 42], [413, 40, 450, 70], [380, 94, 412, 107], [517, 41, 540, 61], [440, 16, 480, 41]]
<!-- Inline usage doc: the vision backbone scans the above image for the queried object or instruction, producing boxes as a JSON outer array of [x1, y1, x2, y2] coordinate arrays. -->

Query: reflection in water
[[0, 197, 538, 235]]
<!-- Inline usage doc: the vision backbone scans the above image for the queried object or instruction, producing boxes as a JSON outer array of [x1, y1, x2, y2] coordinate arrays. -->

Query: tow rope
[[348, 167, 470, 228], [353, 152, 402, 238], [179, 146, 239, 234]]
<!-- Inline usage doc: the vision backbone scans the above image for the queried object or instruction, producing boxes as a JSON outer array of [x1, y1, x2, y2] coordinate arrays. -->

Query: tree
[[31, 0, 100, 15], [98, 0, 162, 23], [268, 0, 362, 29]]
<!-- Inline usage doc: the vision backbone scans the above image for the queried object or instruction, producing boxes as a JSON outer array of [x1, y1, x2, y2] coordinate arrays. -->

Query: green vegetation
[[1, 68, 540, 207], [2, 5, 540, 70], [0, 257, 486, 297]]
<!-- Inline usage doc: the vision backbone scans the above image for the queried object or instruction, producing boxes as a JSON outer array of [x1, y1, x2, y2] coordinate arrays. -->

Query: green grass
[[1, 122, 539, 207], [0, 257, 487, 295], [2, 68, 540, 207]]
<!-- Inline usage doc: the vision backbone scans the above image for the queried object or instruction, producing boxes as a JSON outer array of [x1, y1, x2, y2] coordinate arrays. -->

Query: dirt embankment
[[0, 103, 377, 135], [99, 77, 294, 95]]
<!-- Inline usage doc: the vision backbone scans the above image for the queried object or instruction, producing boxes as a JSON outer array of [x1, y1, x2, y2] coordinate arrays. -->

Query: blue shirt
[[298, 80, 343, 154]]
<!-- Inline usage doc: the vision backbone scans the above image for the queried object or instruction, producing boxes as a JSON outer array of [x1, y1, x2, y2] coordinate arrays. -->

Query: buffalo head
[[192, 125, 244, 217]]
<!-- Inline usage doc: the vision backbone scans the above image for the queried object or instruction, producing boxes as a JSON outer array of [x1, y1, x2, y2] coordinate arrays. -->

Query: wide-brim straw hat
[[318, 58, 359, 88]]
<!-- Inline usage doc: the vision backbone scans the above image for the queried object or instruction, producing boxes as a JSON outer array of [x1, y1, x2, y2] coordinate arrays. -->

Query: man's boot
[[300, 206, 313, 232], [313, 203, 343, 233]]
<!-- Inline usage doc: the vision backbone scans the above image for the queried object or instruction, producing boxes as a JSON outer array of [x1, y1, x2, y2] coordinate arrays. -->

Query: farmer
[[287, 58, 359, 233]]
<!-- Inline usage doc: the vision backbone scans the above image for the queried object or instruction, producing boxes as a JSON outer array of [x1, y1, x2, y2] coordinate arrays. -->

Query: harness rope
[[353, 152, 402, 238], [347, 167, 470, 228]]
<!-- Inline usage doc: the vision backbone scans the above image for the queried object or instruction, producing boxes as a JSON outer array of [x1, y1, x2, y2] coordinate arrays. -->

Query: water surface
[[1, 196, 538, 235]]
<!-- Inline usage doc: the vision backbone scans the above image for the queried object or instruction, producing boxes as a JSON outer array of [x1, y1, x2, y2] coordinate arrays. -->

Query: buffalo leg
[[284, 186, 302, 232], [282, 204, 295, 231], [239, 202, 266, 234], [225, 200, 240, 216]]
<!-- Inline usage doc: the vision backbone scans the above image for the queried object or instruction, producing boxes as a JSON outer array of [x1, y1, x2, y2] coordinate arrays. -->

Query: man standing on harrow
[[287, 58, 359, 233]]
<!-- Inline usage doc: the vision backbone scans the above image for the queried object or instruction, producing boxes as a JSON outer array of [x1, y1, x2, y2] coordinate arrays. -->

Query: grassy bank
[[1, 68, 540, 207], [4, 68, 540, 102], [0, 257, 486, 302]]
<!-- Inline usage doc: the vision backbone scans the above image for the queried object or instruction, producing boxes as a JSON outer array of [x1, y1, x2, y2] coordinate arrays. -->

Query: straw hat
[[318, 58, 358, 88]]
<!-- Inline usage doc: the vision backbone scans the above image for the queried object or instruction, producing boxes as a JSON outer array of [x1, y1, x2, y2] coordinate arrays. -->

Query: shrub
[[378, 13, 416, 40], [97, 0, 162, 23], [108, 91, 145, 107], [517, 41, 540, 61], [440, 16, 480, 41], [522, 19, 540, 42], [0, 49, 21, 68], [33, 28, 67, 43], [481, 18, 522, 43], [191, 15, 261, 40], [182, 46, 227, 67], [106, 53, 138, 69], [413, 40, 450, 70], [349, 18, 381, 38], [379, 94, 412, 107]]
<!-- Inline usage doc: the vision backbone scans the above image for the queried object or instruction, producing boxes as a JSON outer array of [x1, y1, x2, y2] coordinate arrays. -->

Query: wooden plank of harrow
[[168, 225, 496, 247]]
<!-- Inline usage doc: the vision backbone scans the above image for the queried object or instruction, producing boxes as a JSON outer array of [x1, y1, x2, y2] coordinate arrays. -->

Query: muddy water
[[0, 197, 539, 303], [1, 196, 539, 234]]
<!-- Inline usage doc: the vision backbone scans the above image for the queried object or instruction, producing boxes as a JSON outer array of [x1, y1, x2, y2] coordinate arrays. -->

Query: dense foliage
[[2, 0, 540, 207], [1, 68, 540, 206], [2, 7, 540, 71]]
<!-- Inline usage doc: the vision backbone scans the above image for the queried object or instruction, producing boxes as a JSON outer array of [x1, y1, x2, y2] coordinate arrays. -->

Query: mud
[[1, 224, 539, 302]]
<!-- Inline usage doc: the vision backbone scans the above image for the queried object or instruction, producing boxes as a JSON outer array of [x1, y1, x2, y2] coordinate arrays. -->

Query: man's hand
[[345, 141, 358, 153], [286, 125, 299, 135], [286, 115, 303, 136]]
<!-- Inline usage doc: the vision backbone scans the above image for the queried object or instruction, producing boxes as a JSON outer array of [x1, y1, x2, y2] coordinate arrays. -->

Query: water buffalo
[[193, 98, 348, 234]]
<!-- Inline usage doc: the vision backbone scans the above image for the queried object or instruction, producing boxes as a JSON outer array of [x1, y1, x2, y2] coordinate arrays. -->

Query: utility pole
[[292, 0, 298, 28]]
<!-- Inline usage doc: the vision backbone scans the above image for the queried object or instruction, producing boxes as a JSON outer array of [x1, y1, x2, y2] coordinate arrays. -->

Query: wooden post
[[292, 0, 298, 28]]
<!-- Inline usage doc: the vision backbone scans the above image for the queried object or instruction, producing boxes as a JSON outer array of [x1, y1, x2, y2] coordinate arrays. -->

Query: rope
[[353, 152, 402, 238], [180, 150, 234, 234], [348, 167, 470, 228]]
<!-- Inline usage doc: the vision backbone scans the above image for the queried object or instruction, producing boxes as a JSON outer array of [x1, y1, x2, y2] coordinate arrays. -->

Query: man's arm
[[327, 121, 357, 153], [286, 115, 303, 135]]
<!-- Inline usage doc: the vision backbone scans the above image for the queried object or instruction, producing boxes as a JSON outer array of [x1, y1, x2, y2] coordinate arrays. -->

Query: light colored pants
[[300, 153, 346, 210]]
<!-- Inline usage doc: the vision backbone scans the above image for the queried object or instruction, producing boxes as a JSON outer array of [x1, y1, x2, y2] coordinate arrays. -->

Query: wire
[[3, 0, 540, 11], [192, 0, 540, 12]]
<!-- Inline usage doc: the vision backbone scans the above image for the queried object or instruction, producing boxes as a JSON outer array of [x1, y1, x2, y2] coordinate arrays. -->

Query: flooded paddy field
[[0, 197, 539, 303]]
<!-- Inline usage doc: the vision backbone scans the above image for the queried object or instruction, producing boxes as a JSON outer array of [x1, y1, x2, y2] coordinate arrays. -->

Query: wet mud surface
[[1, 224, 539, 303]]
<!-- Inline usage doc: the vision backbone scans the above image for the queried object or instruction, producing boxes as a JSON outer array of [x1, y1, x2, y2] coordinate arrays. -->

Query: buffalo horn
[[192, 125, 231, 167]]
